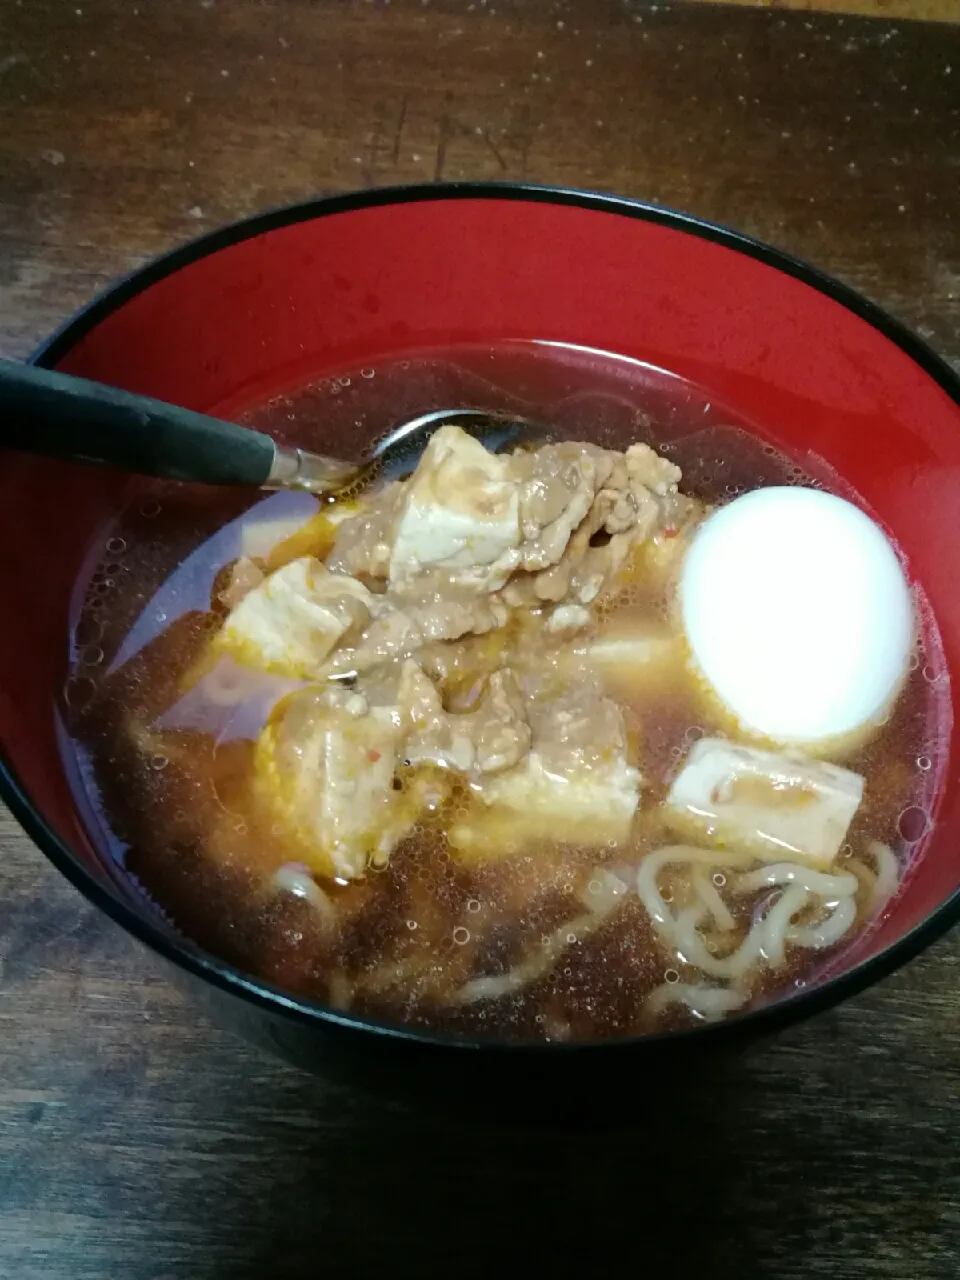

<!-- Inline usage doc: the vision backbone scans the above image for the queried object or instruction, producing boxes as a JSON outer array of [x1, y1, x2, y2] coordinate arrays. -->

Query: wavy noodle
[[636, 845, 754, 930], [866, 840, 899, 913], [787, 893, 858, 949], [637, 845, 860, 986], [692, 871, 736, 931], [672, 904, 711, 965], [733, 864, 858, 897], [844, 857, 877, 902], [356, 952, 444, 997], [455, 871, 629, 1005], [639, 847, 773, 979], [761, 885, 809, 967], [656, 899, 767, 980], [273, 863, 337, 927], [647, 981, 747, 1020]]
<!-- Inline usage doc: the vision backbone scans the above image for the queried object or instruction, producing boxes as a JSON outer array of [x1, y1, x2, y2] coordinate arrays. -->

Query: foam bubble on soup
[[59, 342, 950, 1043]]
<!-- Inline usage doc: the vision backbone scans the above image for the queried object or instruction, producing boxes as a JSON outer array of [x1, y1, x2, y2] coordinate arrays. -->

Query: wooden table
[[2, 2, 960, 1276]]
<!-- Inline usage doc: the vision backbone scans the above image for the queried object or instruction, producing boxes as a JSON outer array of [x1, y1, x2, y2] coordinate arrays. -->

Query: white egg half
[[680, 486, 914, 745]]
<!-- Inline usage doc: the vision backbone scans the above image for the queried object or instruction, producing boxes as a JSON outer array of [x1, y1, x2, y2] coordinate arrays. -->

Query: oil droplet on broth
[[898, 806, 930, 843]]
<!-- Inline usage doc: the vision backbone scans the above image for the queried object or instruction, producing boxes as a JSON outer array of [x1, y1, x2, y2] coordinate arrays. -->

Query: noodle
[[355, 952, 444, 997], [273, 863, 337, 926], [638, 846, 773, 980], [672, 903, 709, 966], [733, 863, 858, 897], [787, 894, 857, 949], [636, 845, 754, 929], [456, 911, 603, 1003], [659, 899, 767, 980], [637, 844, 860, 984], [866, 840, 899, 913], [761, 884, 809, 966], [692, 870, 737, 931], [456, 870, 628, 1005], [647, 981, 747, 1020], [844, 857, 877, 902]]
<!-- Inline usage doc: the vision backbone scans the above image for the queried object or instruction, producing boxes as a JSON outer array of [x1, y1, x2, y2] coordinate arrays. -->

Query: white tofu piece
[[240, 512, 318, 561], [473, 752, 639, 839], [388, 426, 521, 592], [256, 694, 410, 881], [221, 557, 374, 676], [664, 738, 863, 868], [585, 623, 681, 699]]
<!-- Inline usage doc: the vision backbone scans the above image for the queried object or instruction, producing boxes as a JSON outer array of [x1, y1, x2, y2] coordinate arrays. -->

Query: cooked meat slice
[[512, 441, 614, 571], [397, 660, 530, 777], [326, 483, 404, 585], [449, 683, 642, 861], [502, 444, 690, 609], [331, 430, 691, 619], [624, 442, 683, 495], [501, 489, 635, 608], [323, 588, 509, 678]]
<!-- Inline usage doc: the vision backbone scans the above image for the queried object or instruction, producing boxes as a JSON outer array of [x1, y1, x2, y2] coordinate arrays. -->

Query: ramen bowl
[[2, 184, 960, 1103]]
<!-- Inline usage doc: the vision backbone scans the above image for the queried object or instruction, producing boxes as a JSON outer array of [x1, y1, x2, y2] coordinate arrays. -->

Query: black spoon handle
[[0, 357, 276, 487]]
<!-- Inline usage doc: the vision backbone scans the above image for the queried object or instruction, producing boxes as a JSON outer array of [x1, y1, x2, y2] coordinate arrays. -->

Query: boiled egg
[[680, 486, 914, 747]]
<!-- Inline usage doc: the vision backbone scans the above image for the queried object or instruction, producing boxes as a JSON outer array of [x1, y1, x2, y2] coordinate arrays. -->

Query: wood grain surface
[[2, 3, 960, 1278]]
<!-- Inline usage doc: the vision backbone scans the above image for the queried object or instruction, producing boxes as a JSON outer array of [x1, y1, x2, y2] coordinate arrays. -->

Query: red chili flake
[[368, 749, 381, 762], [664, 527, 678, 538]]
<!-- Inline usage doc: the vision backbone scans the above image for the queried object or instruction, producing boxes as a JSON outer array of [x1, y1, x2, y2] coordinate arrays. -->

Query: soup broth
[[60, 343, 950, 1042]]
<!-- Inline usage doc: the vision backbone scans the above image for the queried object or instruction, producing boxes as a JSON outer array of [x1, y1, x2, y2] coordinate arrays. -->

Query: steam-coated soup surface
[[61, 343, 950, 1041]]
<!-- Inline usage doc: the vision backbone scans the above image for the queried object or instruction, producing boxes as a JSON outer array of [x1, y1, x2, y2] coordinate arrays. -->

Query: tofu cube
[[449, 691, 641, 863], [239, 507, 319, 561], [449, 754, 640, 864], [664, 738, 863, 868], [220, 557, 374, 676], [586, 622, 682, 700], [256, 694, 410, 881], [388, 426, 521, 592]]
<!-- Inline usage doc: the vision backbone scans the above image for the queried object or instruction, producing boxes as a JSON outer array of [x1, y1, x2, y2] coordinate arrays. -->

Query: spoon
[[0, 357, 536, 496]]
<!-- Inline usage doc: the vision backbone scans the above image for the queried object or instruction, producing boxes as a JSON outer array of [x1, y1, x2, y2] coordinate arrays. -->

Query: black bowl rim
[[4, 178, 960, 1057]]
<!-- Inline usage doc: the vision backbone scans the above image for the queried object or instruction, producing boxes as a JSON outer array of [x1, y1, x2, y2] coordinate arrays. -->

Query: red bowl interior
[[3, 185, 960, 1037]]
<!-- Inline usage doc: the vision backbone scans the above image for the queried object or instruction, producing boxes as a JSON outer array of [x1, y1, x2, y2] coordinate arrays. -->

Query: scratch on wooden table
[[391, 92, 409, 165], [480, 127, 508, 171], [362, 95, 410, 186]]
